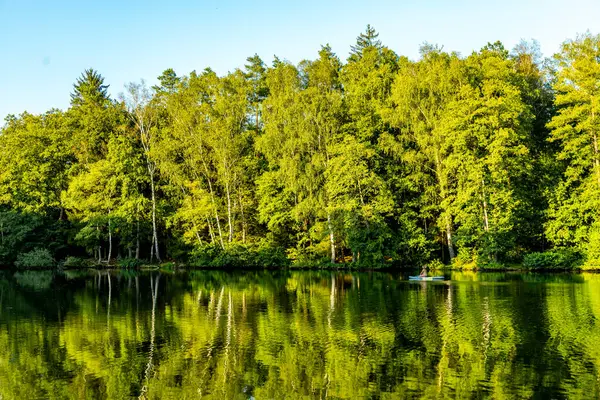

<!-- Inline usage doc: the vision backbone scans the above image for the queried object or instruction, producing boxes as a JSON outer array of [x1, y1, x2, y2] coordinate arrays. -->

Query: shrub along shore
[[7, 248, 590, 272], [2, 27, 600, 271]]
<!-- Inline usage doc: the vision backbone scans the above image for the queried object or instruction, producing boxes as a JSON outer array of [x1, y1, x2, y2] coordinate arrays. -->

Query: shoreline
[[2, 263, 596, 273]]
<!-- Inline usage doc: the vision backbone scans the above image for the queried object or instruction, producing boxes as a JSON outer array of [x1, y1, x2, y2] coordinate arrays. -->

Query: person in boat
[[419, 265, 427, 277]]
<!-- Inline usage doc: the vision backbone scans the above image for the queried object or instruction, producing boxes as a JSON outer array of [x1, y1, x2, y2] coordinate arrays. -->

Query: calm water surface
[[0, 270, 598, 399]]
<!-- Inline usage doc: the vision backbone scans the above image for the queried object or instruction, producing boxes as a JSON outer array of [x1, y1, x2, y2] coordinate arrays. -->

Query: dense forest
[[1, 27, 599, 269]]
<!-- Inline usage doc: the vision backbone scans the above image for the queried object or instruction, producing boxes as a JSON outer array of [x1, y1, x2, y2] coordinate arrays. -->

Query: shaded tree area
[[1, 28, 599, 269]]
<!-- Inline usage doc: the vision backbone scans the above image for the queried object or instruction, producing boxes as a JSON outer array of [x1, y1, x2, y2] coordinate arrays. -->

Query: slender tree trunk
[[213, 202, 224, 248], [482, 178, 490, 233], [97, 225, 102, 263], [256, 105, 260, 131], [328, 212, 335, 264], [203, 165, 225, 249], [238, 192, 246, 244], [107, 212, 112, 265], [225, 181, 233, 243], [192, 214, 202, 245], [206, 217, 216, 243], [150, 237, 154, 262], [135, 218, 140, 259], [149, 168, 160, 262], [195, 151, 225, 248], [435, 150, 455, 260], [445, 218, 456, 260], [135, 201, 140, 260], [194, 228, 203, 245]]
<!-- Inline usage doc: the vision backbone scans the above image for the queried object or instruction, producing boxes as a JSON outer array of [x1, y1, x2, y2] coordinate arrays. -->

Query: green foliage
[[584, 225, 600, 268], [545, 34, 600, 252], [427, 259, 445, 270], [70, 68, 110, 107], [13, 270, 54, 289], [15, 248, 55, 269], [61, 256, 93, 268], [117, 257, 144, 269], [522, 249, 583, 270], [0, 111, 74, 212], [287, 245, 330, 268], [349, 24, 383, 61], [4, 270, 600, 398], [159, 261, 177, 270], [190, 243, 289, 268], [0, 210, 44, 265], [452, 247, 479, 269], [2, 31, 600, 268], [0, 210, 73, 266]]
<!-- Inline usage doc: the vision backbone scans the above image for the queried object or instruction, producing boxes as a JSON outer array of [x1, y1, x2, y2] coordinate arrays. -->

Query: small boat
[[409, 276, 445, 281]]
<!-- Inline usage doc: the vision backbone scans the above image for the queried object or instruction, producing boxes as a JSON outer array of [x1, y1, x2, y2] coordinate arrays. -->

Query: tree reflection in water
[[0, 270, 596, 399]]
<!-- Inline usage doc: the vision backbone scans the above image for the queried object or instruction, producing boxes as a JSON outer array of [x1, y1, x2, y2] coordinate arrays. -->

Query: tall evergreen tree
[[349, 25, 383, 61], [70, 69, 110, 107], [67, 69, 118, 165], [153, 68, 180, 95]]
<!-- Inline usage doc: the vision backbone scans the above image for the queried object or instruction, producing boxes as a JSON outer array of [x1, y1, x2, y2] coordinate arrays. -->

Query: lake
[[0, 270, 598, 399]]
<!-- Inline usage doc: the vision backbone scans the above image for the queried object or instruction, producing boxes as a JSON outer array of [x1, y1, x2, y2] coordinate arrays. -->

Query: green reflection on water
[[0, 270, 598, 399]]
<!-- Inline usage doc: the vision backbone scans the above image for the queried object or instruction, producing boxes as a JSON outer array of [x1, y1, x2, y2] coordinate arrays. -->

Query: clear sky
[[0, 0, 598, 121]]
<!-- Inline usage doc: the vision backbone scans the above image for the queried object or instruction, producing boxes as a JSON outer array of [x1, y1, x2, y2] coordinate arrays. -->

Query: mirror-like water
[[0, 270, 597, 399]]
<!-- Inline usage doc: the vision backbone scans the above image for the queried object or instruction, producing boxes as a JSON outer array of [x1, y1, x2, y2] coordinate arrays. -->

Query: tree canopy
[[1, 27, 599, 269]]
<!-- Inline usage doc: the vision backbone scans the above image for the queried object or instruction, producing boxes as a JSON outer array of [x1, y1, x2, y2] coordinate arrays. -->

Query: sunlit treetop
[[70, 68, 110, 107]]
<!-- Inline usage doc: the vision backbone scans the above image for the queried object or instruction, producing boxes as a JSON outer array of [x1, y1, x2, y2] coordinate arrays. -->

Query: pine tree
[[70, 69, 110, 107], [349, 25, 383, 61], [153, 68, 180, 95], [67, 69, 120, 165]]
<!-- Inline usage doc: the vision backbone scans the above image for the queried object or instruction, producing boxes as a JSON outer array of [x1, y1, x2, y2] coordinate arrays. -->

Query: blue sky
[[0, 0, 598, 121]]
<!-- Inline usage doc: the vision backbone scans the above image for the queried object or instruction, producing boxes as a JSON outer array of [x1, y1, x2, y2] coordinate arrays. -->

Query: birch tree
[[123, 81, 161, 262]]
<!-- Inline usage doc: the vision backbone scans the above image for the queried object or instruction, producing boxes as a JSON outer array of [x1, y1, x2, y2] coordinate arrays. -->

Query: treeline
[[1, 27, 599, 268]]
